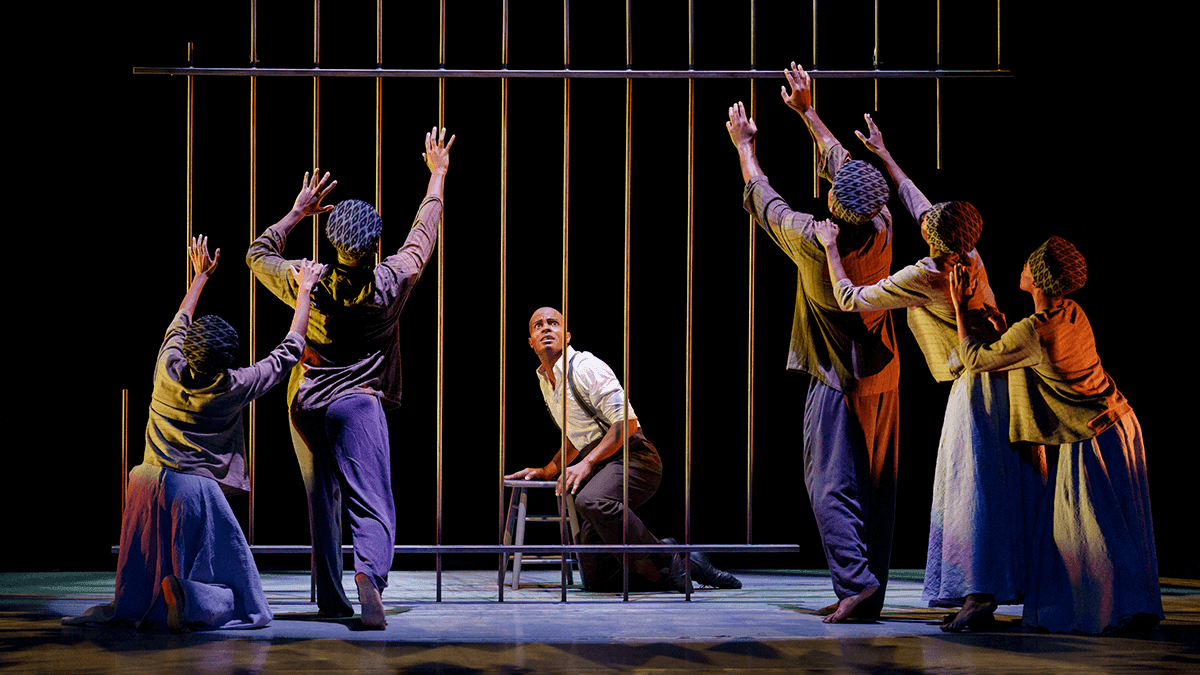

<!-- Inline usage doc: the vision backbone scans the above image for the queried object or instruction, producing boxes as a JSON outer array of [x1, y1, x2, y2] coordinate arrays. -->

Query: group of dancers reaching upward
[[729, 62, 1161, 632], [65, 61, 1160, 636]]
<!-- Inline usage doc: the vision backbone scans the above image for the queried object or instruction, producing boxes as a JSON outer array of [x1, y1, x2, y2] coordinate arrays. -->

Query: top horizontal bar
[[132, 67, 1011, 80]]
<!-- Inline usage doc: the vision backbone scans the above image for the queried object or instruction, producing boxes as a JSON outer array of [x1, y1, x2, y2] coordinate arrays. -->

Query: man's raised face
[[528, 307, 569, 357]]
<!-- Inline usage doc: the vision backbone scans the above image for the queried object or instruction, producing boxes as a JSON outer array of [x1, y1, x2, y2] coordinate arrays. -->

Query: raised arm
[[276, 170, 337, 240], [179, 235, 220, 317], [727, 101, 764, 184], [376, 128, 456, 295], [422, 126, 454, 201], [854, 113, 909, 188], [780, 62, 839, 159], [246, 170, 337, 305]]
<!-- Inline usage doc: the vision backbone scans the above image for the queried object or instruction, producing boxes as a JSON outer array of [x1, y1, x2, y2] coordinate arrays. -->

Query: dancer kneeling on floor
[[506, 307, 741, 593], [64, 237, 323, 631]]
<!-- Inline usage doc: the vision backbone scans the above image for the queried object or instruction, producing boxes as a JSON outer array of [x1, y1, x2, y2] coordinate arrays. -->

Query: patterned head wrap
[[829, 160, 889, 225], [1028, 236, 1087, 296], [325, 199, 383, 261], [183, 315, 240, 374], [923, 201, 983, 257]]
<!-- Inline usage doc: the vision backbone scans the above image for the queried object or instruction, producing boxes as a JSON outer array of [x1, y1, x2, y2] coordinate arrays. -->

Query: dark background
[[13, 2, 1190, 579]]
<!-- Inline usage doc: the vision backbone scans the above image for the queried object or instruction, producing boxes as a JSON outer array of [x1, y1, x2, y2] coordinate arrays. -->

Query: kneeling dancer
[[506, 307, 740, 592], [65, 237, 321, 631]]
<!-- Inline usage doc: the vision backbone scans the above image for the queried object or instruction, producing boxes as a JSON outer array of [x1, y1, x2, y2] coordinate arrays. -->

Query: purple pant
[[803, 379, 899, 619], [290, 394, 396, 616]]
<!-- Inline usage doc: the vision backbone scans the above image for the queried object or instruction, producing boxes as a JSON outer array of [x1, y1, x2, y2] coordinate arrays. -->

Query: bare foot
[[162, 575, 186, 632], [814, 600, 841, 616], [355, 572, 387, 630], [941, 594, 997, 632], [822, 585, 879, 623]]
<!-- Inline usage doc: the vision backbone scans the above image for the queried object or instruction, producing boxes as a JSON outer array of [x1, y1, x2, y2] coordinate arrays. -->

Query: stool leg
[[500, 486, 520, 589], [557, 495, 574, 586], [565, 494, 583, 588], [512, 489, 529, 590]]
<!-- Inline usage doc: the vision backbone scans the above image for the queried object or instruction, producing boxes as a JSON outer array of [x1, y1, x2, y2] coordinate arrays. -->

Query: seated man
[[65, 237, 322, 631], [506, 307, 739, 592]]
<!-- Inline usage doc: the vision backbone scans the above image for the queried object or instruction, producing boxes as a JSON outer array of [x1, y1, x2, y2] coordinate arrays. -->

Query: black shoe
[[687, 551, 742, 589], [660, 538, 693, 594]]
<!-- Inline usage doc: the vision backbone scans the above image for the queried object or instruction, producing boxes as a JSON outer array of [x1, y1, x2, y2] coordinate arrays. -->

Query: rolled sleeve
[[578, 357, 637, 427]]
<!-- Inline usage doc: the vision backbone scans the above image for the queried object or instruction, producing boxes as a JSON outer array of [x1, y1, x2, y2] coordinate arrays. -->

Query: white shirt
[[536, 346, 639, 451]]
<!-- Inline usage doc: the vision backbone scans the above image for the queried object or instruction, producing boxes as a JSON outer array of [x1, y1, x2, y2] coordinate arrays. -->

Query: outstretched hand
[[290, 258, 326, 294], [854, 113, 887, 156], [813, 219, 839, 249], [948, 263, 977, 311], [780, 61, 812, 113], [423, 126, 456, 174], [726, 101, 757, 148], [504, 467, 547, 481], [293, 169, 337, 218], [189, 235, 220, 279]]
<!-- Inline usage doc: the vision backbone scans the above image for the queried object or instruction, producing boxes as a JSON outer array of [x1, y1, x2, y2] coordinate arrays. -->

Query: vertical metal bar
[[187, 43, 194, 285], [498, 0, 509, 604], [621, 0, 632, 604], [560, 0, 571, 604], [312, 0, 321, 260], [936, 0, 942, 170], [375, 0, 383, 262], [121, 389, 129, 519], [997, 1, 1001, 69], [684, 0, 694, 578], [310, 1, 320, 604], [873, 0, 879, 111], [747, 0, 756, 547], [248, 0, 259, 545], [811, 1, 818, 198], [436, 0, 446, 604]]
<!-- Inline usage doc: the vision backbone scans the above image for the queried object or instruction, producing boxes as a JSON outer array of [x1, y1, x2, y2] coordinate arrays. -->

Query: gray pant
[[574, 436, 669, 590], [803, 379, 899, 619], [290, 394, 397, 616]]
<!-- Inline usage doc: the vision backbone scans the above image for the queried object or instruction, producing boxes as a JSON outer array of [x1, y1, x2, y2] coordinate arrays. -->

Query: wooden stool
[[501, 479, 583, 590]]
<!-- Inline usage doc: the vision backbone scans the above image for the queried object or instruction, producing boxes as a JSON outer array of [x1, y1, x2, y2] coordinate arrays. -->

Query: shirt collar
[[536, 345, 577, 384]]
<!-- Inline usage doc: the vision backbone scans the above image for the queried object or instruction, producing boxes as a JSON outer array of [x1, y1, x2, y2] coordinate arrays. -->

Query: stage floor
[[4, 569, 1197, 673]]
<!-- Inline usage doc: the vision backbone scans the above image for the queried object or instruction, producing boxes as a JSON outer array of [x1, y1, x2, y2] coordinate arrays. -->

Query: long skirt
[[923, 372, 1042, 606], [1023, 411, 1163, 633], [64, 464, 272, 630]]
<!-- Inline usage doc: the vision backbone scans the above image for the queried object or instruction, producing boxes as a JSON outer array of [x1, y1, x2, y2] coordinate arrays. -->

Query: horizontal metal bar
[[112, 544, 799, 554], [133, 67, 1010, 80]]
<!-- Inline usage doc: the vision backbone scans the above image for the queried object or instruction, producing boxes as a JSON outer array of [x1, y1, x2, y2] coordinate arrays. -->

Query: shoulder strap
[[542, 352, 611, 434], [567, 353, 610, 433]]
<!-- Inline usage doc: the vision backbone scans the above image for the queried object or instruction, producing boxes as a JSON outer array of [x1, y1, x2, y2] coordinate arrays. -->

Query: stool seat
[[500, 480, 583, 590]]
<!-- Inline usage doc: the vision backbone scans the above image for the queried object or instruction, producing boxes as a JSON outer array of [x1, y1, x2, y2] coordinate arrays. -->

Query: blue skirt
[[923, 372, 1042, 606], [66, 464, 271, 630], [1022, 412, 1163, 633]]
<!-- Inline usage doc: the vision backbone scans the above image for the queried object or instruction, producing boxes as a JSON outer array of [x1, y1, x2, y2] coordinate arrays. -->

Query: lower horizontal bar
[[111, 544, 799, 554], [133, 67, 1011, 80]]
